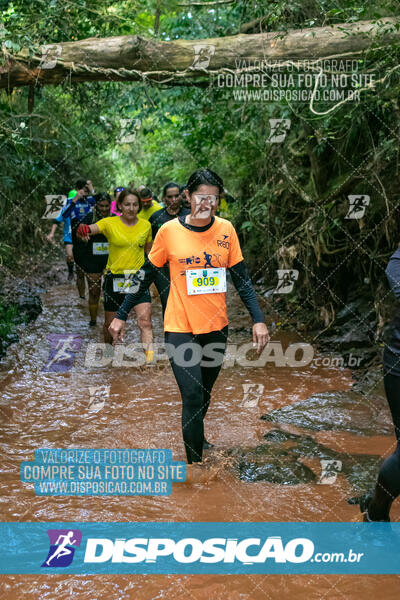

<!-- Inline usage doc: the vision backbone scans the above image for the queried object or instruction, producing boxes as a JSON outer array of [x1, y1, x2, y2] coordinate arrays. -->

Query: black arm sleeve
[[116, 258, 158, 321], [386, 252, 400, 301], [229, 260, 265, 324], [149, 216, 158, 241]]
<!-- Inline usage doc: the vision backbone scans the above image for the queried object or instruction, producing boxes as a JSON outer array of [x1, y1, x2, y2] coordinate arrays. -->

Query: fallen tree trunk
[[1, 18, 399, 89]]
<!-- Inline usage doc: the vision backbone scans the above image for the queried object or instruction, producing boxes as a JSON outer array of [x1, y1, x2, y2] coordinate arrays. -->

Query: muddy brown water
[[0, 278, 399, 598]]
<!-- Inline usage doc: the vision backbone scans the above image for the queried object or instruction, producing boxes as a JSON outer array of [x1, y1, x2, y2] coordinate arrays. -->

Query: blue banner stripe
[[0, 523, 399, 574]]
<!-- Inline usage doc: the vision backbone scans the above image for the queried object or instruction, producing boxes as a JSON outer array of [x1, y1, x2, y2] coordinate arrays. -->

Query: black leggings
[[165, 327, 228, 464], [370, 372, 400, 519]]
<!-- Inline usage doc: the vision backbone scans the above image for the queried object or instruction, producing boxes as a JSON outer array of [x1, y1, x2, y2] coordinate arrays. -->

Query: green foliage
[[1, 0, 400, 328], [0, 301, 19, 340]]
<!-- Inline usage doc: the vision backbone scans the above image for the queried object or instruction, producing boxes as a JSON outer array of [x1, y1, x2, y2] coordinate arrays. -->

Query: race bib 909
[[186, 268, 226, 295]]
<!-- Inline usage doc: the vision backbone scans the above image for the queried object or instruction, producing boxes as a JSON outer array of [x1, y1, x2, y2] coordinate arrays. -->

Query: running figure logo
[[203, 251, 214, 268], [240, 383, 264, 408], [318, 460, 342, 485], [39, 44, 62, 69], [41, 529, 82, 567], [88, 385, 110, 411], [42, 195, 67, 220], [191, 44, 215, 69], [122, 268, 145, 294], [345, 195, 370, 219], [267, 119, 291, 144], [118, 118, 141, 144], [43, 334, 83, 372], [274, 269, 299, 294]]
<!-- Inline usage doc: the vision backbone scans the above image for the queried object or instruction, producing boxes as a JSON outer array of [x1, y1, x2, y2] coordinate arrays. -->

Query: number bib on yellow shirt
[[92, 242, 109, 255], [186, 267, 226, 295]]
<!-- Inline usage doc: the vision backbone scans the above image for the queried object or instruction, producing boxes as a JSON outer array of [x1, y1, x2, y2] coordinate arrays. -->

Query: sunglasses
[[115, 187, 125, 193]]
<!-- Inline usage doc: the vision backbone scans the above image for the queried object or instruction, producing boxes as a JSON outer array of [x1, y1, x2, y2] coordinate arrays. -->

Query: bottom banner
[[0, 522, 399, 574]]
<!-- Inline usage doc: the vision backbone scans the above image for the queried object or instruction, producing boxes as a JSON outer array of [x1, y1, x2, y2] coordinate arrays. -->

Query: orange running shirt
[[149, 216, 243, 334]]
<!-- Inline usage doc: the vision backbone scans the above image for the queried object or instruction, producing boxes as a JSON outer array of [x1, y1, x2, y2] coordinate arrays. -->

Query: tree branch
[[1, 18, 399, 89], [178, 1, 235, 6], [240, 16, 269, 34], [154, 0, 162, 35]]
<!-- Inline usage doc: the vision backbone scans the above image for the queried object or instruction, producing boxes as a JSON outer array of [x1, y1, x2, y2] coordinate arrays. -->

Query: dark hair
[[75, 178, 87, 190], [117, 188, 142, 211], [162, 181, 180, 199], [140, 187, 152, 199], [186, 168, 224, 195], [95, 192, 111, 203]]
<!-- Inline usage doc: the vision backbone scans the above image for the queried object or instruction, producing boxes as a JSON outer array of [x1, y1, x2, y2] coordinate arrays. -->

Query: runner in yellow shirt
[[108, 169, 269, 481], [77, 189, 153, 359]]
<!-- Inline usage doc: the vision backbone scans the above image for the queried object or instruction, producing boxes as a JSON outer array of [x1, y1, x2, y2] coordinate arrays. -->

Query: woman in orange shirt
[[108, 169, 269, 480]]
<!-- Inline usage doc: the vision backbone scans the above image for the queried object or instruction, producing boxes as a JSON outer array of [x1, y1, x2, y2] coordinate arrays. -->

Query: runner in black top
[[62, 178, 96, 299], [72, 193, 111, 326], [360, 247, 400, 521], [149, 182, 190, 315]]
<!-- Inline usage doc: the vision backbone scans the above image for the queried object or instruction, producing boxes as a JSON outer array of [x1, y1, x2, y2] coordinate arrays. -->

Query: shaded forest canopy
[[1, 0, 400, 332]]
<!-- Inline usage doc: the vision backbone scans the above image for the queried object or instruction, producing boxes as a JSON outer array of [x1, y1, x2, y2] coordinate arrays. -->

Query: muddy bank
[[260, 290, 392, 433], [263, 287, 384, 372], [229, 429, 382, 495], [0, 259, 68, 357], [260, 384, 391, 436], [228, 289, 392, 500], [0, 283, 42, 357]]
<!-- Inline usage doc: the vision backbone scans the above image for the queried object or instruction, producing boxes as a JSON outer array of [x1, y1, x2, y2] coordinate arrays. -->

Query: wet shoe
[[362, 510, 390, 523], [203, 438, 214, 450], [359, 491, 372, 514], [359, 491, 390, 522], [184, 462, 219, 485]]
